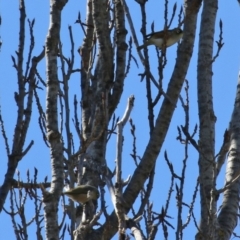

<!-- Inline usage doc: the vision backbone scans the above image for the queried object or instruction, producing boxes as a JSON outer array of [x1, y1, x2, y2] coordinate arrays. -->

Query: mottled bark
[[43, 0, 67, 239], [76, 0, 127, 239], [217, 74, 240, 239], [99, 0, 202, 238], [196, 0, 218, 238]]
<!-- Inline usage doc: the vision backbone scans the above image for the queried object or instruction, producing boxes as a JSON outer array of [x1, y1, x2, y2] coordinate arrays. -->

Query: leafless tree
[[0, 0, 239, 239]]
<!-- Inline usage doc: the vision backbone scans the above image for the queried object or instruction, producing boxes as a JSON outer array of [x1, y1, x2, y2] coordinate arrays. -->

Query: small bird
[[63, 185, 100, 204], [137, 27, 183, 50]]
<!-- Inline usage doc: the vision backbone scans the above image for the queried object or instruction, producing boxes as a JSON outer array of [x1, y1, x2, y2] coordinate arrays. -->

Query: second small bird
[[63, 185, 99, 204], [138, 27, 183, 50]]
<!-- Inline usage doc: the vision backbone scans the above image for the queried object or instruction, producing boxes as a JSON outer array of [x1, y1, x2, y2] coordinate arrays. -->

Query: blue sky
[[0, 0, 240, 239]]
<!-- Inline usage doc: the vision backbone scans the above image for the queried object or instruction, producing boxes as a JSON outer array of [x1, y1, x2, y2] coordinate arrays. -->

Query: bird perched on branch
[[63, 185, 99, 204], [137, 27, 183, 50]]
